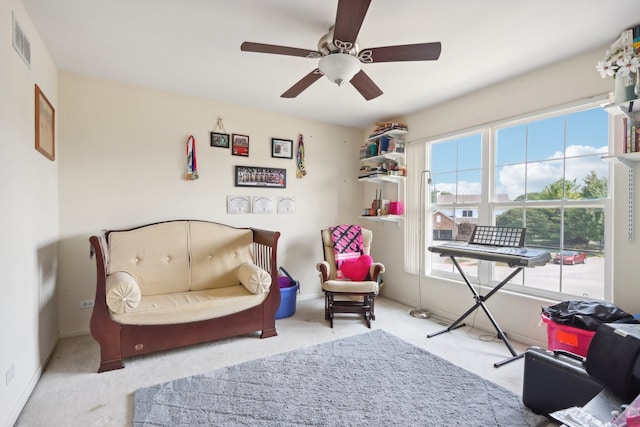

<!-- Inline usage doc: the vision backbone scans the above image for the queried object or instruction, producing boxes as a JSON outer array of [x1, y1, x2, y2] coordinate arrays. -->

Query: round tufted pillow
[[106, 271, 141, 314], [238, 262, 272, 294]]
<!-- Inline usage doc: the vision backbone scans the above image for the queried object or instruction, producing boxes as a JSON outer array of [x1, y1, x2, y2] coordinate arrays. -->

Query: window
[[427, 104, 609, 299]]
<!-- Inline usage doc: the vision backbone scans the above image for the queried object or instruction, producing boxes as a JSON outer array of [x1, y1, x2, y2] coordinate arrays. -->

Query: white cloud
[[435, 181, 481, 197], [497, 145, 607, 199]]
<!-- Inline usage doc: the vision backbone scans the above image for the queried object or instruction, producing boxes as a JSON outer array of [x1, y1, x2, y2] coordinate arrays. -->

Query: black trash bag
[[542, 300, 638, 331]]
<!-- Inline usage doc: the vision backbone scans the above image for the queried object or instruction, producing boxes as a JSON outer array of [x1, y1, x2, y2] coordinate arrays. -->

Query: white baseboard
[[59, 328, 90, 339], [297, 292, 323, 301], [4, 364, 43, 427]]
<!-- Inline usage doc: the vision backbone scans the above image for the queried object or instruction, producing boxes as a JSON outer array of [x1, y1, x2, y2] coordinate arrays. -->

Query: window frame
[[423, 100, 612, 301]]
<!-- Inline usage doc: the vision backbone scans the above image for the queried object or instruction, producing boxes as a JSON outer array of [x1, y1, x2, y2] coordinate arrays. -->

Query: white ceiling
[[20, 0, 640, 128]]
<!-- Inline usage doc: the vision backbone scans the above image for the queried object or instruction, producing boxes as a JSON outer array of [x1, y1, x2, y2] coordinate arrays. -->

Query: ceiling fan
[[240, 0, 441, 101]]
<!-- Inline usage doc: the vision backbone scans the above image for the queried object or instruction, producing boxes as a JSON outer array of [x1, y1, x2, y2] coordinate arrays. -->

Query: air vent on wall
[[12, 12, 31, 69]]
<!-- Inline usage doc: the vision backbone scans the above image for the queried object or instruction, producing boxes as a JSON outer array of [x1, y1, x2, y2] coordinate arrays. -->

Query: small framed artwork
[[227, 195, 251, 214], [210, 132, 230, 148], [35, 84, 55, 161], [271, 138, 293, 159], [231, 133, 249, 156], [235, 166, 286, 188]]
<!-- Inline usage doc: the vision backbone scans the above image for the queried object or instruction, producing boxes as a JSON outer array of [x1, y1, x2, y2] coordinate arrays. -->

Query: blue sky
[[431, 107, 609, 200]]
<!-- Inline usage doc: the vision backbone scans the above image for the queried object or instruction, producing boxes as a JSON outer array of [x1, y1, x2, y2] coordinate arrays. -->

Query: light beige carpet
[[15, 297, 558, 426]]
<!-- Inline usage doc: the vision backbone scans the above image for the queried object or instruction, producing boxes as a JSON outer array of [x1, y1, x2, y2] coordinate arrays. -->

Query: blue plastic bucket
[[275, 268, 299, 319]]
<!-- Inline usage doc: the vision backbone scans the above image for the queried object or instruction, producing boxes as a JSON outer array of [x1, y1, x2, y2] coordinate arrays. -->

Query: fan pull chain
[[296, 134, 306, 178]]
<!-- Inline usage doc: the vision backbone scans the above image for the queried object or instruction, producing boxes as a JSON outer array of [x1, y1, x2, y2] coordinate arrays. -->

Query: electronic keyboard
[[428, 241, 551, 267]]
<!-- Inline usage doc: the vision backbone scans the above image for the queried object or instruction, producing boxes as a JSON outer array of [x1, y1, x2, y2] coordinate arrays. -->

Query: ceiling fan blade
[[333, 0, 371, 48], [362, 42, 442, 63], [350, 70, 382, 101], [241, 42, 320, 58], [281, 69, 323, 98]]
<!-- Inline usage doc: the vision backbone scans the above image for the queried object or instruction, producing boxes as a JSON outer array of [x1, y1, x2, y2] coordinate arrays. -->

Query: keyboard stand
[[427, 255, 525, 368]]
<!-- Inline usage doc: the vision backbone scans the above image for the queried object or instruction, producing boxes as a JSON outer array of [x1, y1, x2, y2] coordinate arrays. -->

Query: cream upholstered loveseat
[[89, 220, 281, 372]]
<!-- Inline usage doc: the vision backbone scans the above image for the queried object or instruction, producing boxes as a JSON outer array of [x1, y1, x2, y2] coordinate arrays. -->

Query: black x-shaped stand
[[427, 256, 525, 368]]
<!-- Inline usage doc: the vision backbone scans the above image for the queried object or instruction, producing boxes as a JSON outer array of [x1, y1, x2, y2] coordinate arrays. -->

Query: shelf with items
[[366, 121, 408, 140], [365, 128, 408, 141], [359, 156, 406, 181], [602, 97, 639, 241], [357, 122, 408, 226], [361, 125, 407, 161], [360, 152, 406, 166], [604, 97, 639, 156], [359, 146, 407, 179], [358, 176, 405, 226]]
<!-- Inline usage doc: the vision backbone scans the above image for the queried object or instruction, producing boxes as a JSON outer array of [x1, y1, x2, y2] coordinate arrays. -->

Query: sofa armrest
[[237, 262, 272, 294], [89, 234, 125, 372]]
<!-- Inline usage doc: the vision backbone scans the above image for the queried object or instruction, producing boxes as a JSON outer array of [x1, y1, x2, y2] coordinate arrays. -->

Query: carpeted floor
[[134, 329, 547, 426]]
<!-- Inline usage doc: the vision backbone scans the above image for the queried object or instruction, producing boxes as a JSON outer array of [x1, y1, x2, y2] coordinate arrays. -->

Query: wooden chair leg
[[324, 293, 330, 320], [329, 294, 334, 328], [324, 292, 377, 328], [326, 293, 335, 327]]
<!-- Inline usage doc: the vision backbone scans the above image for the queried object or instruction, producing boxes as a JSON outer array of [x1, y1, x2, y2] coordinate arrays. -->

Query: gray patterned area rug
[[134, 330, 546, 426]]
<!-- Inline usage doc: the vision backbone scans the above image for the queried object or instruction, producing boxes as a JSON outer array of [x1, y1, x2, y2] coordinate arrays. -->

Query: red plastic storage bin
[[541, 313, 596, 357]]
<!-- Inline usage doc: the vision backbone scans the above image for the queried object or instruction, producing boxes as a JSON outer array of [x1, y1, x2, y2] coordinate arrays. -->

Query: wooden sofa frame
[[89, 220, 281, 372]]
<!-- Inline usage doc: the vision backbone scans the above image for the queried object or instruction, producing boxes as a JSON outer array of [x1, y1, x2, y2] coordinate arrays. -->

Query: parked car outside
[[553, 250, 587, 265]]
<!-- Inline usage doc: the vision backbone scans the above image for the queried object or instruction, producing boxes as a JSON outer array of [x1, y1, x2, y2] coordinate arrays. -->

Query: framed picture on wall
[[234, 166, 286, 188], [231, 133, 249, 156], [35, 84, 55, 161], [271, 138, 293, 159], [210, 132, 230, 148]]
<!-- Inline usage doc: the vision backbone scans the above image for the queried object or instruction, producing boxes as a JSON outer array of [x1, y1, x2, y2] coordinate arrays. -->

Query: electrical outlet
[[6, 364, 15, 386], [80, 299, 94, 309]]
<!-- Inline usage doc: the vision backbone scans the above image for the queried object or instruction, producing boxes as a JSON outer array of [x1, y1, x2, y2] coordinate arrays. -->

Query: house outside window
[[426, 104, 609, 300]]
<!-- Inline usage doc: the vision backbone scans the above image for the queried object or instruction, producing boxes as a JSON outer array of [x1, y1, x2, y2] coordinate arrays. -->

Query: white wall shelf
[[358, 175, 405, 185], [359, 215, 404, 225], [359, 126, 407, 225], [365, 128, 408, 141], [603, 98, 637, 118], [612, 152, 640, 167], [360, 152, 405, 164], [603, 97, 639, 240]]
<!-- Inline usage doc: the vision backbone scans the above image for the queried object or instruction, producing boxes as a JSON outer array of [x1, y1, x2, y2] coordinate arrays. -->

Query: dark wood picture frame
[[231, 133, 249, 157], [271, 138, 293, 159], [210, 132, 230, 148], [35, 84, 55, 161], [234, 166, 286, 188]]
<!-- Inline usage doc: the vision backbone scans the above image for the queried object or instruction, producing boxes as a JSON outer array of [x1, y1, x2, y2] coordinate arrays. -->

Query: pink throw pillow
[[340, 255, 373, 281]]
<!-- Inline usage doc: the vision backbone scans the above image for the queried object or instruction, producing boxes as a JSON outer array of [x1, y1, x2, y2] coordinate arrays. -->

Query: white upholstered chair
[[316, 227, 385, 328]]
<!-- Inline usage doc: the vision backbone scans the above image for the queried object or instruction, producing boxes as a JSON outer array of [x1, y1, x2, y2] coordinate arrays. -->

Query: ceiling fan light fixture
[[318, 53, 361, 86]]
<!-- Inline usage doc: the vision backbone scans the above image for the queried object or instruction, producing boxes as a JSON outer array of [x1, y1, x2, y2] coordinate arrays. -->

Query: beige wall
[[57, 72, 364, 335], [4, 6, 639, 424], [1, 1, 59, 425], [372, 47, 636, 347]]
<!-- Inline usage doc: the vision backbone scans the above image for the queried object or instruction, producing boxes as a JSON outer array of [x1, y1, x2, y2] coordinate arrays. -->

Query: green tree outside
[[496, 171, 606, 251]]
